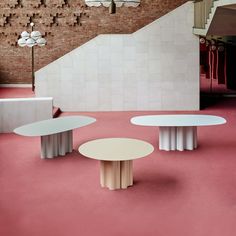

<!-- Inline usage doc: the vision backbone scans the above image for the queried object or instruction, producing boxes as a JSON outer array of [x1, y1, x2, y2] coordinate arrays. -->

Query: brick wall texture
[[0, 0, 188, 84]]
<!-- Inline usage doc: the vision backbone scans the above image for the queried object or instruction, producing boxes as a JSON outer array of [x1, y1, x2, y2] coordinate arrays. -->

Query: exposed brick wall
[[0, 0, 188, 84]]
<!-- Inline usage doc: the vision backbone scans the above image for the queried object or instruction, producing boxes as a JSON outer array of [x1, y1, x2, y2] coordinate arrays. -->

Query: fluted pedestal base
[[159, 126, 197, 151], [100, 160, 133, 190], [41, 130, 73, 158]]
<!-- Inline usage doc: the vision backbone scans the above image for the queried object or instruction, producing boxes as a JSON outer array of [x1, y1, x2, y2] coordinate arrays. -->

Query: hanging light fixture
[[217, 42, 225, 52], [199, 37, 206, 44], [210, 39, 217, 51], [85, 0, 140, 14]]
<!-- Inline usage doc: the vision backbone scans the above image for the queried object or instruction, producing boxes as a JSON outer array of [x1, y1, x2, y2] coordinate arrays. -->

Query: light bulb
[[26, 38, 36, 47], [18, 38, 27, 47], [21, 31, 30, 39], [36, 37, 46, 46], [31, 31, 42, 41]]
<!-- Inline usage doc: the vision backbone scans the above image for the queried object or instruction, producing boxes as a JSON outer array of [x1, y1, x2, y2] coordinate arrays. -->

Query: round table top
[[131, 114, 226, 127], [14, 116, 96, 137], [78, 138, 154, 161]]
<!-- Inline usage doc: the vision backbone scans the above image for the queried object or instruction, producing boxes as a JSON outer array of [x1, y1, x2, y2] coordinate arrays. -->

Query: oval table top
[[14, 116, 96, 137], [79, 138, 154, 161], [131, 114, 226, 127]]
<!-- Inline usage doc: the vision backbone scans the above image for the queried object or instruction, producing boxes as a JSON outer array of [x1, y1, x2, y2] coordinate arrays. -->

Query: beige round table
[[79, 138, 154, 190]]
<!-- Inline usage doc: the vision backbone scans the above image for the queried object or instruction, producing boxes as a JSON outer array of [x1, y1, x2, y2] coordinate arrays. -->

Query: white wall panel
[[36, 2, 199, 111]]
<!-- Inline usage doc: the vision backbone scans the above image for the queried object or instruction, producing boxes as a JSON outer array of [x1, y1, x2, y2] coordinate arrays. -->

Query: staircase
[[193, 0, 236, 36]]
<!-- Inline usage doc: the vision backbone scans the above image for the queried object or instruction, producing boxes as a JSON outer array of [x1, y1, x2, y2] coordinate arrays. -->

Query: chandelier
[[85, 0, 140, 14]]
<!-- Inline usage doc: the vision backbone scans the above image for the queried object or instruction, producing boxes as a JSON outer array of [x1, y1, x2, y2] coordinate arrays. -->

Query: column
[[40, 130, 73, 158], [41, 135, 55, 159], [58, 130, 73, 156], [159, 127, 177, 151], [176, 126, 197, 151], [159, 126, 198, 151], [100, 160, 133, 190]]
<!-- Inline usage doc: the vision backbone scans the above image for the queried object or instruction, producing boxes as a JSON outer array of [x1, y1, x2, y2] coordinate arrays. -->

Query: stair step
[[53, 107, 62, 118], [194, 0, 236, 36]]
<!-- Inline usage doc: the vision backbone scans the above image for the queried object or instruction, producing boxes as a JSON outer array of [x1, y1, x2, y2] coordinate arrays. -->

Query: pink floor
[[1, 96, 236, 235], [200, 73, 236, 94], [0, 87, 34, 98]]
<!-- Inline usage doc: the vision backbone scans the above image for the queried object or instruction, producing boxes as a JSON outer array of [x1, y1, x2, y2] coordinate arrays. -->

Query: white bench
[[0, 97, 53, 133], [131, 114, 226, 151], [14, 116, 96, 158]]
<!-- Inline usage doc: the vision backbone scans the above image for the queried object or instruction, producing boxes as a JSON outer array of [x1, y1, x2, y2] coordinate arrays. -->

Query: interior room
[[1, 1, 236, 236]]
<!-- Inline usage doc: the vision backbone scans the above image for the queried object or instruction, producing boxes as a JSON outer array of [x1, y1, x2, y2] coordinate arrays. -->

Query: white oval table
[[79, 138, 154, 190], [131, 115, 226, 151], [14, 116, 96, 159]]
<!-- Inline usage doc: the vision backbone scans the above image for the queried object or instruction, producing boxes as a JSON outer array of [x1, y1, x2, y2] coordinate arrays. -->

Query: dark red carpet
[[1, 99, 236, 236]]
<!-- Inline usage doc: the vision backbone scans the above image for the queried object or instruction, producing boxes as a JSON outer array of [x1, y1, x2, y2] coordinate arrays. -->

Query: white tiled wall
[[36, 2, 199, 111], [0, 97, 53, 133]]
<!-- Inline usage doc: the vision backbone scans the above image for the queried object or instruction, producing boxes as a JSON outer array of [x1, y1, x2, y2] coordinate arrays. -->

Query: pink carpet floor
[[0, 87, 34, 98], [1, 99, 236, 236]]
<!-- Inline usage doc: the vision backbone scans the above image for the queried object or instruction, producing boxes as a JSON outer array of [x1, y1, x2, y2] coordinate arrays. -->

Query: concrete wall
[[36, 2, 199, 111], [0, 97, 53, 133]]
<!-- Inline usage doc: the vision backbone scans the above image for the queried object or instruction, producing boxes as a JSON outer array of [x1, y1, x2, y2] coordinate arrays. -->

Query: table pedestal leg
[[40, 130, 73, 158], [58, 130, 73, 155], [159, 127, 176, 151], [100, 160, 133, 190], [41, 135, 54, 158], [176, 126, 197, 151], [159, 126, 197, 151]]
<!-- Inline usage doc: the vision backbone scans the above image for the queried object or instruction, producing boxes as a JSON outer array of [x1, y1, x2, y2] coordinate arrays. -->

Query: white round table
[[14, 116, 96, 158], [131, 115, 226, 151], [79, 138, 154, 190]]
